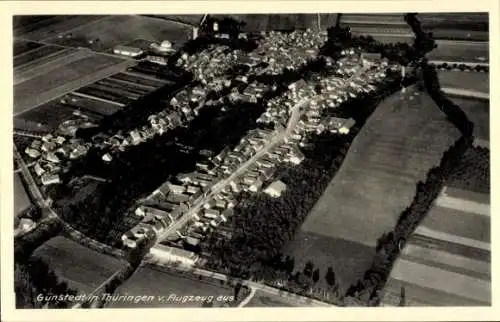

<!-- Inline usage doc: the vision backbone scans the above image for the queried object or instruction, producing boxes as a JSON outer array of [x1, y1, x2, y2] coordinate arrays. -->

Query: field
[[14, 15, 106, 41], [382, 185, 490, 306], [107, 264, 236, 308], [428, 41, 489, 63], [14, 173, 32, 215], [13, 44, 66, 68], [14, 54, 132, 115], [285, 86, 461, 291], [30, 236, 128, 294], [16, 100, 82, 130], [50, 15, 193, 52], [437, 71, 489, 94], [13, 39, 43, 56], [14, 48, 94, 85], [63, 93, 123, 116], [452, 97, 489, 142]]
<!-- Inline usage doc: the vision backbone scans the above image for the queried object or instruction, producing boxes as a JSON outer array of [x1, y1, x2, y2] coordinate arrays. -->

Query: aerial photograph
[[12, 13, 490, 308]]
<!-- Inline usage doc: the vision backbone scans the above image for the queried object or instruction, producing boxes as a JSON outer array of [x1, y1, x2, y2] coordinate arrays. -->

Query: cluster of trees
[[15, 259, 77, 308], [432, 62, 489, 73], [421, 60, 474, 137]]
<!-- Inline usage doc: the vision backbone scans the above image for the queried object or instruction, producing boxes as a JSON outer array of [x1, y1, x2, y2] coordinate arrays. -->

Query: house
[[204, 208, 220, 219], [260, 167, 276, 180], [25, 147, 41, 159], [329, 117, 356, 134], [41, 141, 56, 152], [146, 55, 168, 65], [264, 180, 287, 198], [229, 180, 241, 193], [185, 236, 201, 247], [149, 245, 199, 267], [177, 173, 193, 184], [249, 177, 264, 193], [143, 217, 167, 235], [288, 147, 305, 165], [186, 185, 201, 195], [102, 153, 113, 162], [215, 199, 227, 210], [113, 45, 144, 58], [167, 182, 186, 195], [41, 173, 60, 186], [33, 162, 46, 177]]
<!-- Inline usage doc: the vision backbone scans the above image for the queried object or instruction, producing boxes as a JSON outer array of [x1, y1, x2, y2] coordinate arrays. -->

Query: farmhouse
[[41, 173, 60, 186]]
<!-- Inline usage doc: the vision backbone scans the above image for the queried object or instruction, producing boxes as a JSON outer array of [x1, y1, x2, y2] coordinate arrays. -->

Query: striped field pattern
[[382, 185, 491, 306]]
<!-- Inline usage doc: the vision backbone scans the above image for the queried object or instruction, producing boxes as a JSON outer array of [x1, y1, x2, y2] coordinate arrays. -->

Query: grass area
[[51, 15, 193, 52], [245, 290, 301, 307], [428, 42, 489, 63], [14, 173, 32, 215], [437, 71, 489, 94], [16, 15, 106, 41], [30, 236, 128, 294], [286, 86, 460, 292], [64, 93, 123, 116], [450, 97, 489, 141], [107, 264, 236, 308], [422, 204, 490, 243]]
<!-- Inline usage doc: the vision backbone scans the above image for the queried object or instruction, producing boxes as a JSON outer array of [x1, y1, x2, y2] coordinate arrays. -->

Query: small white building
[[160, 40, 173, 51], [113, 45, 144, 58], [25, 147, 41, 159], [102, 153, 113, 162], [264, 180, 287, 198], [41, 173, 61, 186]]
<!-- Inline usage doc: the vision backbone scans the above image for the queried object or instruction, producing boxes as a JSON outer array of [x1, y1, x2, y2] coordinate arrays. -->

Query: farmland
[[17, 100, 86, 130], [437, 70, 489, 94], [285, 86, 461, 291], [106, 264, 236, 308], [14, 54, 131, 115], [428, 41, 489, 63], [13, 39, 43, 56], [30, 236, 128, 294], [50, 15, 193, 52], [13, 44, 66, 68], [14, 173, 32, 215], [14, 15, 106, 41], [382, 185, 490, 306], [452, 97, 489, 141]]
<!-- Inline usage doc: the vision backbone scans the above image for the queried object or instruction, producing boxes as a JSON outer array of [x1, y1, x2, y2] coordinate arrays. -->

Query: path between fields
[[437, 187, 490, 217]]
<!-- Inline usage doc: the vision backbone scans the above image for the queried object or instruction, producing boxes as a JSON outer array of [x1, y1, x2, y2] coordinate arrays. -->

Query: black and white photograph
[[5, 5, 494, 318]]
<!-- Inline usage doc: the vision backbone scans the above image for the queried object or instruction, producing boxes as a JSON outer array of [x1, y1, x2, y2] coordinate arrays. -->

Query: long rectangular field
[[429, 41, 489, 63]]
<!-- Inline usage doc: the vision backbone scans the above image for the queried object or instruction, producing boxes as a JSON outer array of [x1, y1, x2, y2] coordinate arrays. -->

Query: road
[[146, 258, 335, 307], [152, 98, 309, 244]]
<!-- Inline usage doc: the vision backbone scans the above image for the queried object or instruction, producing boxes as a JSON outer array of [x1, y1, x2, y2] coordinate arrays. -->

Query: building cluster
[[24, 133, 91, 186], [254, 29, 328, 75]]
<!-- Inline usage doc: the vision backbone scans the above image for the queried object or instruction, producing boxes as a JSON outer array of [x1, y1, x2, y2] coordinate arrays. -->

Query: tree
[[312, 268, 320, 284], [325, 266, 336, 288], [398, 286, 406, 306], [303, 260, 314, 278]]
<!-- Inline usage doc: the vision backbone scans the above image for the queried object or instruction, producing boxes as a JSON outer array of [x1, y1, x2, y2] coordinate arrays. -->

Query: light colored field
[[287, 87, 460, 290], [14, 48, 94, 85], [437, 70, 489, 94], [51, 15, 193, 51], [300, 88, 460, 246], [428, 41, 489, 63], [14, 54, 132, 115], [30, 236, 128, 294], [107, 265, 235, 308], [14, 173, 31, 215]]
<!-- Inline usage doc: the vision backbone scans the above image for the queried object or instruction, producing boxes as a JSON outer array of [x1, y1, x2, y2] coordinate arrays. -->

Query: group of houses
[[25, 133, 91, 186]]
